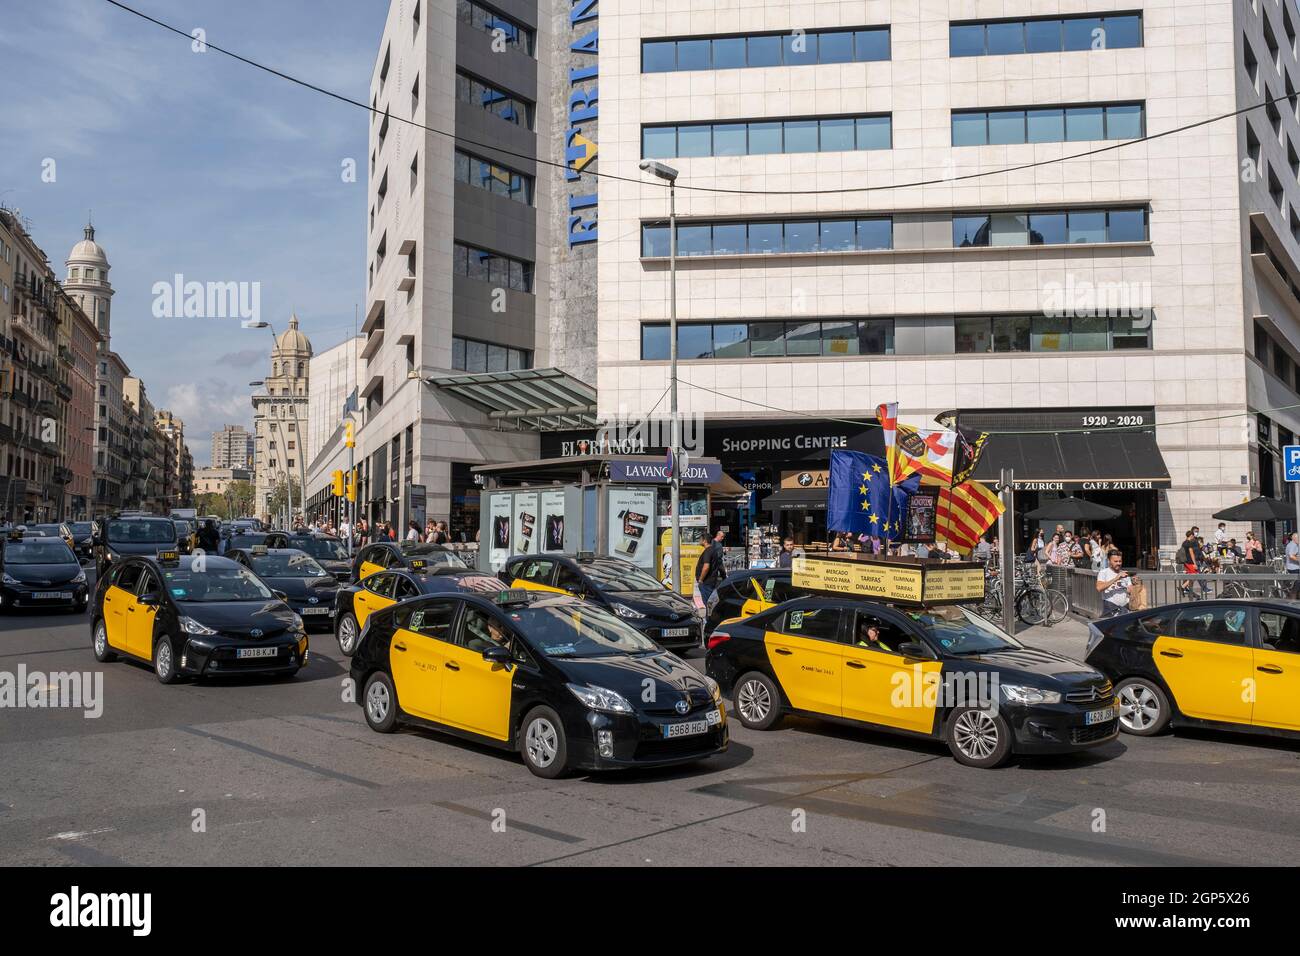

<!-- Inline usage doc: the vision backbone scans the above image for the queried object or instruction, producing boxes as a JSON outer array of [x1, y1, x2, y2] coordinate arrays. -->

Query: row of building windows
[[640, 206, 1148, 258], [953, 207, 1148, 247], [950, 14, 1143, 58], [642, 114, 890, 159], [451, 241, 534, 293], [1254, 320, 1300, 393], [455, 0, 534, 56], [455, 71, 533, 129], [642, 27, 890, 73], [639, 313, 1152, 360], [453, 149, 533, 205], [952, 102, 1144, 146], [452, 335, 534, 373]]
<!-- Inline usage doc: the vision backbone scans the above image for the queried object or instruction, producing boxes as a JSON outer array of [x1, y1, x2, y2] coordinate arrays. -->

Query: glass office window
[[859, 319, 894, 354], [1025, 19, 1062, 53], [713, 323, 749, 357], [990, 213, 1029, 246], [1063, 17, 1102, 51], [784, 120, 819, 152], [642, 125, 676, 158], [678, 324, 714, 359], [952, 112, 988, 146], [452, 337, 466, 370], [988, 109, 1026, 144], [486, 344, 508, 372], [677, 124, 712, 157], [1032, 316, 1070, 351], [822, 321, 860, 355], [1103, 15, 1142, 49], [1029, 212, 1067, 245], [1106, 103, 1144, 139], [677, 39, 711, 70], [993, 316, 1032, 351], [1065, 106, 1105, 141], [854, 29, 890, 61], [749, 221, 783, 254], [857, 218, 893, 249], [986, 21, 1026, 55], [819, 31, 854, 63], [953, 215, 991, 247], [747, 34, 782, 67], [712, 222, 747, 255], [1112, 314, 1151, 349], [643, 41, 675, 72], [820, 117, 856, 152], [677, 224, 713, 256], [856, 115, 892, 149], [642, 223, 669, 257], [713, 123, 747, 156], [950, 24, 985, 57], [785, 321, 822, 355], [1067, 210, 1107, 244], [784, 220, 819, 253], [749, 322, 786, 356], [1071, 316, 1109, 351], [748, 121, 783, 154], [1027, 108, 1065, 142], [642, 324, 671, 360], [955, 317, 993, 352], [820, 219, 856, 251], [713, 37, 746, 69], [466, 339, 486, 371], [1107, 208, 1147, 242], [783, 32, 817, 66]]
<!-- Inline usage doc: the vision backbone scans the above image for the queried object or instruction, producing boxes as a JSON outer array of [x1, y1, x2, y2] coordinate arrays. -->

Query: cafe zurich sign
[[609, 459, 722, 484]]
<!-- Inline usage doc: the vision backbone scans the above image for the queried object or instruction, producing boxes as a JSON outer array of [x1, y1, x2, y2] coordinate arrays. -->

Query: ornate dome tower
[[266, 313, 313, 397], [64, 221, 113, 345]]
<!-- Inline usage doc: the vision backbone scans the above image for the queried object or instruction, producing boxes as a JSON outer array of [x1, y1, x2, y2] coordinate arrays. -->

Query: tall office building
[[211, 423, 255, 470]]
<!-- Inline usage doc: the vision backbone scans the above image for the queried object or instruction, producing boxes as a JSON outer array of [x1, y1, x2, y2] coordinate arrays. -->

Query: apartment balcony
[[56, 381, 73, 401], [35, 399, 57, 417], [53, 467, 73, 484], [58, 345, 74, 366]]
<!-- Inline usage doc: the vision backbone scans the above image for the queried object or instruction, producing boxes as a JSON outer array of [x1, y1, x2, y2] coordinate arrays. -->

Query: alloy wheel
[[952, 709, 999, 760], [93, 622, 107, 657], [1118, 684, 1160, 732], [525, 718, 558, 768], [155, 642, 172, 680], [338, 616, 357, 654], [365, 680, 390, 724], [737, 679, 771, 723]]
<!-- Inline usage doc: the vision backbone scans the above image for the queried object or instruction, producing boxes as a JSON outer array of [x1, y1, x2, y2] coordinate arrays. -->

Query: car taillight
[[706, 632, 731, 651]]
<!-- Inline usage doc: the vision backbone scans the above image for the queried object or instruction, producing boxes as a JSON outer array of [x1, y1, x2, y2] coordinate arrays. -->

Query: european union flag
[[827, 450, 920, 540]]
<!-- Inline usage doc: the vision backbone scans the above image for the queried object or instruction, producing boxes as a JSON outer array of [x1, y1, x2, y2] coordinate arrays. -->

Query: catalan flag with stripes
[[936, 481, 1005, 551]]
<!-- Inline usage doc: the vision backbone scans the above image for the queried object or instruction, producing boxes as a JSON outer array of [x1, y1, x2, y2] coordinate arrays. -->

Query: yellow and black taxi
[[351, 588, 727, 777], [705, 567, 807, 635], [172, 518, 197, 554], [705, 554, 1119, 768], [0, 529, 89, 613], [91, 550, 308, 683], [504, 553, 701, 650], [1085, 600, 1300, 740], [225, 545, 341, 630], [351, 540, 470, 583], [63, 521, 96, 563], [93, 514, 179, 578], [264, 531, 351, 579], [334, 558, 508, 656]]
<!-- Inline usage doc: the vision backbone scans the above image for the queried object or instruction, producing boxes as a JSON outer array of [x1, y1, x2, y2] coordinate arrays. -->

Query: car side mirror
[[482, 645, 512, 667], [137, 593, 159, 606], [899, 641, 932, 661]]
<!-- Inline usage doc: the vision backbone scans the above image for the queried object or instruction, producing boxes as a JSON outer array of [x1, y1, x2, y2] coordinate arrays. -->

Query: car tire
[[336, 612, 360, 657], [946, 706, 1012, 768], [1115, 677, 1171, 736], [520, 706, 569, 779], [153, 637, 180, 685], [362, 672, 398, 733], [733, 671, 784, 730], [92, 618, 116, 663]]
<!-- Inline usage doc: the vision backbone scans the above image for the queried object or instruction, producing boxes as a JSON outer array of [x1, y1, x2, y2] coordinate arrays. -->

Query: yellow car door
[[103, 584, 132, 652], [1253, 610, 1300, 731], [1152, 606, 1254, 725], [357, 545, 388, 582], [389, 601, 457, 722], [509, 558, 565, 594], [841, 612, 941, 733], [438, 605, 514, 740], [128, 571, 162, 660], [354, 573, 397, 629], [763, 604, 846, 717]]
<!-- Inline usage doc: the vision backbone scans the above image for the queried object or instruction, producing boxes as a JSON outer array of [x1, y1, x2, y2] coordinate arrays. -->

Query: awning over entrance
[[972, 429, 1172, 491], [425, 367, 597, 431], [760, 487, 827, 511]]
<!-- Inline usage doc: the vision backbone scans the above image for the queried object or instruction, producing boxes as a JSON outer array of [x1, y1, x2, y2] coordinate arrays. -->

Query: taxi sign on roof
[[409, 559, 427, 571], [157, 549, 180, 564], [791, 554, 984, 606]]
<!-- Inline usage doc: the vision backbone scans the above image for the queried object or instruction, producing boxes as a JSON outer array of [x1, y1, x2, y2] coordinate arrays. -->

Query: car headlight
[[610, 602, 645, 620], [567, 683, 634, 714], [1000, 683, 1062, 705], [1084, 624, 1104, 658], [1, 573, 18, 586], [72, 570, 87, 584], [291, 614, 305, 632], [702, 674, 722, 702], [179, 616, 217, 636]]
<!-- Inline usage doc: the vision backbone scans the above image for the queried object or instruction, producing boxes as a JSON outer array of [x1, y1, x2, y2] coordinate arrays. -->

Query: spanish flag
[[936, 481, 1005, 550]]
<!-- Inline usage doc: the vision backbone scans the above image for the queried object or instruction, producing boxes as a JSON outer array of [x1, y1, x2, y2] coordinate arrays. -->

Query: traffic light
[[344, 419, 355, 448], [331, 470, 344, 496], [346, 468, 357, 503]]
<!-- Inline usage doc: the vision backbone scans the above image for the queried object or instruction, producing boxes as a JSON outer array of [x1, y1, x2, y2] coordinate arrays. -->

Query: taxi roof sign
[[791, 554, 985, 607], [249, 544, 269, 556], [409, 559, 428, 572], [493, 588, 533, 607], [156, 549, 180, 564]]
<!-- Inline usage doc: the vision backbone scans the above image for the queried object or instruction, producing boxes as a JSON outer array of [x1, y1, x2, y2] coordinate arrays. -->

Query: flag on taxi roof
[[936, 481, 1005, 550], [827, 450, 920, 540]]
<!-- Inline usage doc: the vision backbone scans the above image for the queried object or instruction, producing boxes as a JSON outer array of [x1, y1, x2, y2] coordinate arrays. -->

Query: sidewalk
[[1013, 616, 1093, 661]]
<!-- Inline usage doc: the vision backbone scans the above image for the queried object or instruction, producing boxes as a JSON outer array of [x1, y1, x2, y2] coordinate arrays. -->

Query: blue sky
[[1, 0, 382, 464]]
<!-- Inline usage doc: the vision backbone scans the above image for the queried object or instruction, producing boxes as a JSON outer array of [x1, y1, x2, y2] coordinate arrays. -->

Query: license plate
[[663, 708, 721, 738], [34, 592, 72, 600], [301, 607, 331, 615], [662, 627, 691, 638], [1086, 706, 1116, 725], [236, 646, 278, 659]]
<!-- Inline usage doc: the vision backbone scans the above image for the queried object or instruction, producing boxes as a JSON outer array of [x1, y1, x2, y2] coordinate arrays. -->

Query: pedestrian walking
[[694, 528, 727, 604]]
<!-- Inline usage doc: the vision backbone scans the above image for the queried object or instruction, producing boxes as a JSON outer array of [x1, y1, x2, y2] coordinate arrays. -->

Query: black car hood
[[604, 588, 696, 620], [263, 575, 339, 601], [552, 651, 714, 709], [3, 562, 83, 586], [952, 646, 1101, 685], [176, 600, 298, 638]]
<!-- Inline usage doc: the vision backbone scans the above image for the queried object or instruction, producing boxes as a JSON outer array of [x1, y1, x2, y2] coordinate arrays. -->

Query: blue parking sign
[[1286, 445, 1300, 482]]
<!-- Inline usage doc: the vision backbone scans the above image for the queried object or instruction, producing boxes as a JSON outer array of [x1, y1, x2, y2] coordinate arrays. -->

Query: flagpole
[[999, 467, 1016, 637]]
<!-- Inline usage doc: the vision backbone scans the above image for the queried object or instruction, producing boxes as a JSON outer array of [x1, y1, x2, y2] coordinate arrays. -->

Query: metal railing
[[1067, 564, 1299, 617]]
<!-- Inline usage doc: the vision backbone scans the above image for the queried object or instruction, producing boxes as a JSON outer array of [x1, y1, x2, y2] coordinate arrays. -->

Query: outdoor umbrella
[[1212, 496, 1295, 522], [1024, 497, 1122, 521]]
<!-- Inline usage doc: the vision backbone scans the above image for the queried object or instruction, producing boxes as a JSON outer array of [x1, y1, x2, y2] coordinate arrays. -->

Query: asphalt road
[[2, 595, 1298, 867]]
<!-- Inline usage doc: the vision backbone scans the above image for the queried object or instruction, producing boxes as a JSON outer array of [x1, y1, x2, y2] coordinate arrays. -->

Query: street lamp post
[[639, 160, 682, 592]]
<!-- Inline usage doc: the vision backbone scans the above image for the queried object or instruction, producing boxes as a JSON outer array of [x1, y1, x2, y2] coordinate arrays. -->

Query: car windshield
[[4, 539, 76, 564], [404, 547, 468, 569], [580, 562, 666, 592], [289, 537, 349, 561], [173, 519, 194, 534], [250, 553, 329, 578], [507, 603, 660, 658], [29, 524, 64, 536], [69, 523, 93, 536], [106, 519, 176, 544], [165, 564, 274, 602], [908, 606, 1023, 655]]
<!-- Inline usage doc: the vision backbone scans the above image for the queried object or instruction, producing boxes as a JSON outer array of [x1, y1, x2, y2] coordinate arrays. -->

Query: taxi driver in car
[[856, 617, 894, 653]]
